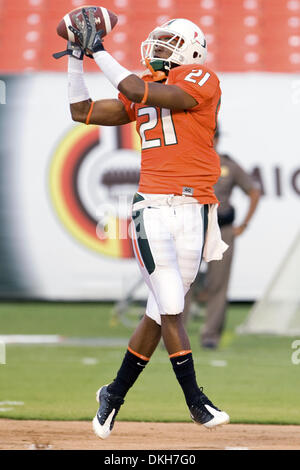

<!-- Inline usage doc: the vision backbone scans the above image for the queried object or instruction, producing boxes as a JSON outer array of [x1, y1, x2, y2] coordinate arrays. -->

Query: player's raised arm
[[66, 8, 199, 111], [52, 7, 132, 126], [54, 40, 132, 126], [118, 75, 198, 110], [70, 98, 132, 126], [67, 47, 133, 125]]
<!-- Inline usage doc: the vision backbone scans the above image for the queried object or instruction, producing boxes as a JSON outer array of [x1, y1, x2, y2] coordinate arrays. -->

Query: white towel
[[203, 204, 229, 262]]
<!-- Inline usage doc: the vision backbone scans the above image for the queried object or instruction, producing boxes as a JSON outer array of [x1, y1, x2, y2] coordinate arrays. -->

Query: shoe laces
[[196, 387, 217, 409], [106, 391, 124, 407], [99, 392, 124, 423]]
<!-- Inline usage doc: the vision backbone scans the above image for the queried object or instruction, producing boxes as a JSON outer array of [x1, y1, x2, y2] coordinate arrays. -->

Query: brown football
[[56, 5, 118, 45]]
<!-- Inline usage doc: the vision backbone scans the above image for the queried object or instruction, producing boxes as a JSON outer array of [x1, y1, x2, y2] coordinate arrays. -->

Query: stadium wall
[[0, 72, 299, 301]]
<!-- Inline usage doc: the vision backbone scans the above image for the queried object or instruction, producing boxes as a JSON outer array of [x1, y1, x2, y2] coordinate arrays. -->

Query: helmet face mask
[[141, 18, 207, 71], [142, 33, 186, 70]]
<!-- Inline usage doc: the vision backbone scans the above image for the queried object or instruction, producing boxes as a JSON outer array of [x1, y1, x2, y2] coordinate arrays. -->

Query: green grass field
[[0, 301, 299, 424]]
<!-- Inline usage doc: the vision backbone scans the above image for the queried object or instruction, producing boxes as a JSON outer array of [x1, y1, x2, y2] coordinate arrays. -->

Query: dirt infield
[[0, 419, 300, 450]]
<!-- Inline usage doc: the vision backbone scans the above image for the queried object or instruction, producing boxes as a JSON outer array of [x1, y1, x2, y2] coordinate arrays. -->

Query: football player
[[60, 8, 230, 438]]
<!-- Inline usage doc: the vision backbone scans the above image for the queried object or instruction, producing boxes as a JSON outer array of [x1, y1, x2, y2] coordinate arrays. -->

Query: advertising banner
[[0, 71, 299, 300]]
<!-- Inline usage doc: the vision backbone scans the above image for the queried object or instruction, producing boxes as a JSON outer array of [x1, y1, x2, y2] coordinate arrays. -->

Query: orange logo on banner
[[49, 123, 141, 258]]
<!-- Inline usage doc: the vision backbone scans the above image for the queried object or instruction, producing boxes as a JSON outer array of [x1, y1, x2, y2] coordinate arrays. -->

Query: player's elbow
[[70, 105, 84, 123], [70, 101, 90, 123], [126, 88, 143, 103], [70, 106, 85, 122], [70, 108, 80, 122], [118, 75, 144, 103], [119, 85, 142, 103]]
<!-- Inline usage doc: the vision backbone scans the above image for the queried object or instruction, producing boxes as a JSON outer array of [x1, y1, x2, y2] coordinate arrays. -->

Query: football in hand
[[57, 5, 118, 45]]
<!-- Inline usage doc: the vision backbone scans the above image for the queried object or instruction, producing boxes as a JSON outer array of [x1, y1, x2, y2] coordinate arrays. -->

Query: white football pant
[[131, 192, 208, 326]]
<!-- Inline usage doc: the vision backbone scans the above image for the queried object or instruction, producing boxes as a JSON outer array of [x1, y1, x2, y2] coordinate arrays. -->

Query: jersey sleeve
[[118, 92, 136, 122], [169, 65, 220, 106]]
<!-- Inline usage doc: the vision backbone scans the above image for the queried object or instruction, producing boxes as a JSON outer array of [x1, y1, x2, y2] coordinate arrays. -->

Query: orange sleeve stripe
[[85, 100, 95, 125], [141, 82, 149, 105], [128, 346, 150, 361], [169, 350, 192, 359]]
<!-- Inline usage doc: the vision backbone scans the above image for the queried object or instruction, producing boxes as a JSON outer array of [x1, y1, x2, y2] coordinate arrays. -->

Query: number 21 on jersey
[[184, 69, 211, 86], [137, 69, 212, 150], [138, 107, 177, 150]]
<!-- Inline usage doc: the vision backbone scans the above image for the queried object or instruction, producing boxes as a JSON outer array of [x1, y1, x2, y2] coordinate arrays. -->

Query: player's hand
[[68, 7, 105, 55], [53, 41, 85, 60]]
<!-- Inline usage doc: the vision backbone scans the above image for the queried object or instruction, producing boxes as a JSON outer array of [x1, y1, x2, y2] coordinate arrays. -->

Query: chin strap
[[144, 58, 167, 82]]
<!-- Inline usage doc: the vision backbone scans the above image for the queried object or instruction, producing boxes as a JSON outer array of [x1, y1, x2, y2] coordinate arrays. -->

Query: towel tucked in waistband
[[203, 204, 228, 262]]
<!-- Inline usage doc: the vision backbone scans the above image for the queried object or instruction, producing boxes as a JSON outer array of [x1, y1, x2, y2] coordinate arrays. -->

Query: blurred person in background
[[183, 126, 261, 349]]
